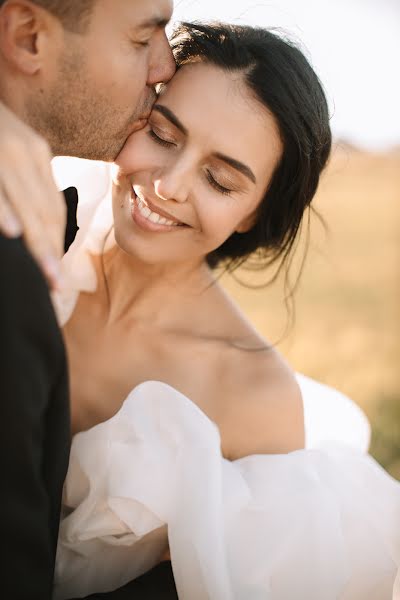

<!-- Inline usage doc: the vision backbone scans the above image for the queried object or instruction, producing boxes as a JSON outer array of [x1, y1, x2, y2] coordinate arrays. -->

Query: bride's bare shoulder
[[217, 344, 305, 460]]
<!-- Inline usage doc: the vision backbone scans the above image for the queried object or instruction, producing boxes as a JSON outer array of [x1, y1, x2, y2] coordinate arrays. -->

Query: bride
[[50, 22, 400, 600]]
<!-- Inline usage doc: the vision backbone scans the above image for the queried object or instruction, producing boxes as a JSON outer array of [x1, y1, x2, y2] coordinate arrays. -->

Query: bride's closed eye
[[205, 170, 233, 196], [147, 123, 234, 196], [148, 128, 176, 148]]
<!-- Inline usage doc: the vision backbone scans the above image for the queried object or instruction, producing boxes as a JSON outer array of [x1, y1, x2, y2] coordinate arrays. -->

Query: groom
[[0, 1, 177, 598]]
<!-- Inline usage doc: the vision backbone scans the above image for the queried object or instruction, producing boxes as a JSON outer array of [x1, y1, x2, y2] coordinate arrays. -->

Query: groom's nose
[[148, 32, 176, 86]]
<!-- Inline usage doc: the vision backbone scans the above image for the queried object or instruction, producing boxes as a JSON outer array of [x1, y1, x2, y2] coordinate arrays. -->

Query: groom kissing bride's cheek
[[1, 1, 400, 600]]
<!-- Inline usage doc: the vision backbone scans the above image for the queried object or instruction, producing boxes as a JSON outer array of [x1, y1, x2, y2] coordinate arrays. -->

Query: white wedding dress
[[52, 159, 400, 600]]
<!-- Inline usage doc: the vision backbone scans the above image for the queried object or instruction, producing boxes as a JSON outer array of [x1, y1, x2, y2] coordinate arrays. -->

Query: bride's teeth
[[142, 206, 151, 218], [149, 212, 160, 224], [134, 194, 181, 227]]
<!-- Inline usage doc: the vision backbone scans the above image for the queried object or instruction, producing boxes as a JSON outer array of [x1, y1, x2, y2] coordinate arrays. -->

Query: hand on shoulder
[[0, 101, 65, 289]]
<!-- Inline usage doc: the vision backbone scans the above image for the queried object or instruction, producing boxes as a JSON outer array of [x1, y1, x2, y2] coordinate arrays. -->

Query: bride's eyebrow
[[153, 105, 188, 135], [213, 153, 257, 184]]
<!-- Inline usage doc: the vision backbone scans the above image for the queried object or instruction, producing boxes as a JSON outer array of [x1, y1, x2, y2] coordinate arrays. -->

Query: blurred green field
[[221, 145, 400, 479]]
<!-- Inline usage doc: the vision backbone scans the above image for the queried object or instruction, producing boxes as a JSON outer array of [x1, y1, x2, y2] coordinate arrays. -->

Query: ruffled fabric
[[54, 381, 400, 600], [297, 373, 371, 451]]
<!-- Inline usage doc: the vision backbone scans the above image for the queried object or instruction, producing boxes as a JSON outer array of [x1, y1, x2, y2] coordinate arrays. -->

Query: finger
[[0, 152, 65, 251], [0, 168, 63, 289], [34, 144, 67, 257], [0, 186, 62, 290], [0, 137, 65, 259], [0, 189, 23, 237], [23, 211, 64, 291]]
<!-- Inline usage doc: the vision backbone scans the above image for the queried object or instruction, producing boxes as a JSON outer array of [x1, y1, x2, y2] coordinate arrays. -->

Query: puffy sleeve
[[54, 382, 400, 600], [297, 373, 371, 452]]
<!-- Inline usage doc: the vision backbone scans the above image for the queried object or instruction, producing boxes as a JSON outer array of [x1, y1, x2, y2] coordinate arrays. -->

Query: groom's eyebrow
[[153, 105, 188, 135]]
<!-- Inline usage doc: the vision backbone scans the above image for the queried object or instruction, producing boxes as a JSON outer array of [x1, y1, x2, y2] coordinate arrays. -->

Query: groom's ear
[[0, 0, 61, 76]]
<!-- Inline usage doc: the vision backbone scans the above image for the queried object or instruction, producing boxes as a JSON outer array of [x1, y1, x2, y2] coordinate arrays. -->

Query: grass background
[[221, 145, 400, 479]]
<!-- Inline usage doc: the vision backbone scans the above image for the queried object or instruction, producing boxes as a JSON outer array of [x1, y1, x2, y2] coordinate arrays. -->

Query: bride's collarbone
[[65, 291, 283, 436], [64, 288, 258, 368], [66, 322, 231, 431]]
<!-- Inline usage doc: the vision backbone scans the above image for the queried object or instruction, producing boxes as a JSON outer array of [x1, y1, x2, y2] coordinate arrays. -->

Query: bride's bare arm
[[0, 101, 66, 289]]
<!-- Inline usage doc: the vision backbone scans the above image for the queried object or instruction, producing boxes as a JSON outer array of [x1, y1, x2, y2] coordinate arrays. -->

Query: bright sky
[[169, 0, 400, 151]]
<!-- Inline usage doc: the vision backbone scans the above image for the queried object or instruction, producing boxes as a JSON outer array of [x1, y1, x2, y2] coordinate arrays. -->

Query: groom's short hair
[[0, 0, 95, 32]]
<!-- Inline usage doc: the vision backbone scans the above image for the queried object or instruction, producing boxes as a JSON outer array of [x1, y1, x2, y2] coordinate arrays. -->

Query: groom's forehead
[[90, 0, 173, 36], [114, 0, 174, 24], [84, 0, 174, 39]]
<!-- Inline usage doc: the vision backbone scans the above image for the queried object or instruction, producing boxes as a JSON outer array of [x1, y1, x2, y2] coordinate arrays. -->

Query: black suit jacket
[[0, 188, 177, 599]]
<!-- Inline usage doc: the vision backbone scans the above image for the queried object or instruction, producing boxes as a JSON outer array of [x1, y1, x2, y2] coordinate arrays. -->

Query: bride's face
[[113, 62, 283, 266]]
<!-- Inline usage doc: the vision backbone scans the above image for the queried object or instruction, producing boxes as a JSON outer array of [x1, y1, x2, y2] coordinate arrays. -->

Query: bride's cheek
[[114, 130, 148, 169]]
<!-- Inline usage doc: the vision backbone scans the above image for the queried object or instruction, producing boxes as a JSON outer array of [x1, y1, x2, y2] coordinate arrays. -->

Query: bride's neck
[[95, 236, 215, 325]]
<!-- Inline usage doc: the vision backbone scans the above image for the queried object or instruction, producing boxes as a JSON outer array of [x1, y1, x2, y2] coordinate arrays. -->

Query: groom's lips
[[130, 110, 152, 132], [131, 118, 149, 132]]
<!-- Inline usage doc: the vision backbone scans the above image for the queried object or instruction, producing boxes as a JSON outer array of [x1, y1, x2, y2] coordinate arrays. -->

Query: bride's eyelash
[[205, 171, 232, 196], [148, 129, 175, 148], [148, 130, 232, 196]]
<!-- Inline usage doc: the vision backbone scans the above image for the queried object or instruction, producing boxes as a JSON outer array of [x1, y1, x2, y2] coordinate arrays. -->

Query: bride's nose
[[153, 163, 191, 204]]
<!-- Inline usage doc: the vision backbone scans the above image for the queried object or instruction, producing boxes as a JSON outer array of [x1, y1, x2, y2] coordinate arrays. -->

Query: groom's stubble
[[27, 43, 156, 161]]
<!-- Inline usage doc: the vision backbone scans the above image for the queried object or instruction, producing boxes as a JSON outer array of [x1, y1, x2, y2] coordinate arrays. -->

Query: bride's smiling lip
[[132, 187, 190, 227]]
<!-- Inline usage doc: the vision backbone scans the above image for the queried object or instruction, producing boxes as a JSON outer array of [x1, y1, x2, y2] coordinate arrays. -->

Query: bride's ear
[[235, 211, 257, 234]]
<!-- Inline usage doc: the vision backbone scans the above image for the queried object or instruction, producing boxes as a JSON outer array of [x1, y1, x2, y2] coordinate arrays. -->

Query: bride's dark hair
[[169, 22, 331, 277]]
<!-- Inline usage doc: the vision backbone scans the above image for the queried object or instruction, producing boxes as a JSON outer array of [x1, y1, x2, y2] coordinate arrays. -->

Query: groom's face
[[31, 0, 176, 160]]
